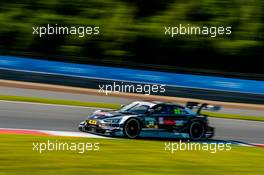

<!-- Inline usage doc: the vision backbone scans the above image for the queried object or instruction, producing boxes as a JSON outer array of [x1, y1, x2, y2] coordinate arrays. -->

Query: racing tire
[[123, 118, 141, 139], [189, 121, 205, 141]]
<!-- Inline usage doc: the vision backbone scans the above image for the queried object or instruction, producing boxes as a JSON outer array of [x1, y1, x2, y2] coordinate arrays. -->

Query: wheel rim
[[124, 119, 140, 138], [190, 122, 204, 140]]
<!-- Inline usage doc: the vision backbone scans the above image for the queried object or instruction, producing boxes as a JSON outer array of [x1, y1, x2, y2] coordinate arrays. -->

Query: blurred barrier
[[0, 55, 263, 104]]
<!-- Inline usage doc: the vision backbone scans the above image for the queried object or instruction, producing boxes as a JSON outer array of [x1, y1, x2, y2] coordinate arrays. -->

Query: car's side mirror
[[147, 109, 154, 115], [120, 104, 125, 108]]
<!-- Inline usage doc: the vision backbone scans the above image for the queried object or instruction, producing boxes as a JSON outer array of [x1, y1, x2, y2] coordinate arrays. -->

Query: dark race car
[[78, 101, 219, 140]]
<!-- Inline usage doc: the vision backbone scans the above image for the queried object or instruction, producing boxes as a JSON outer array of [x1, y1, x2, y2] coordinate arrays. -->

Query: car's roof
[[132, 101, 157, 107], [136, 100, 181, 107], [138, 100, 167, 104]]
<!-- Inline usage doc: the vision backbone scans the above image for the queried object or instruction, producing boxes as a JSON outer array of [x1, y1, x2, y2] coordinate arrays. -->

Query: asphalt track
[[0, 101, 263, 143]]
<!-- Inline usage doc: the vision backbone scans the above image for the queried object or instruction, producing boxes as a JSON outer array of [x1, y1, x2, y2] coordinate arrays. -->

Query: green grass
[[0, 95, 120, 109], [0, 94, 263, 122], [0, 134, 263, 175], [202, 111, 264, 122]]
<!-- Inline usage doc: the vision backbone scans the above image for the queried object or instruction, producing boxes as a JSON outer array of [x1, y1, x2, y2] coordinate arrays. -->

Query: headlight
[[79, 121, 86, 125], [103, 117, 121, 124]]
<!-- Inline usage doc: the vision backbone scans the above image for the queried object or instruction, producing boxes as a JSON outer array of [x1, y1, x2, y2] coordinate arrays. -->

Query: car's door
[[145, 104, 189, 129]]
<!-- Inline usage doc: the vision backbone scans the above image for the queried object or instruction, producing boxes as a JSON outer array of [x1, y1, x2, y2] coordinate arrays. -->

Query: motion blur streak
[[0, 1, 263, 74]]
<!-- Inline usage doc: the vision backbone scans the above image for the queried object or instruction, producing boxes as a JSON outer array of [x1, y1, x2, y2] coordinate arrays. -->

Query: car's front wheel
[[123, 118, 141, 139], [189, 121, 205, 140]]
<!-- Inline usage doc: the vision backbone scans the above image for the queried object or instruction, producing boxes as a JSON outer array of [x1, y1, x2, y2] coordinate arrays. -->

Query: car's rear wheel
[[123, 118, 141, 139], [189, 121, 205, 140]]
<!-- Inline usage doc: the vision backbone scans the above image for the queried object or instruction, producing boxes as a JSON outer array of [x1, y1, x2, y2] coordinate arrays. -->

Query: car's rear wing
[[186, 102, 221, 114]]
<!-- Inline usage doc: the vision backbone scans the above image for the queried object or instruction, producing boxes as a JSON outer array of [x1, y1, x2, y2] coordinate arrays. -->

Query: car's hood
[[88, 110, 132, 120]]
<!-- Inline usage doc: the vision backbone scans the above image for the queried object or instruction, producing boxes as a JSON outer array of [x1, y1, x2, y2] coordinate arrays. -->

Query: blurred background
[[0, 0, 263, 78]]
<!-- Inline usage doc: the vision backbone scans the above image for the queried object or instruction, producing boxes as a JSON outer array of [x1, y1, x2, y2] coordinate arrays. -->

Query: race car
[[78, 101, 219, 140]]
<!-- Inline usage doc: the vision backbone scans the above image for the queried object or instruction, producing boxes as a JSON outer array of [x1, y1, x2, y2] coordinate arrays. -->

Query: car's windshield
[[120, 103, 150, 114]]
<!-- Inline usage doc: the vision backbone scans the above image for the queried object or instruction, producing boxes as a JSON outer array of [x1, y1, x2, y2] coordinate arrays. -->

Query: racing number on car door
[[145, 117, 158, 128]]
